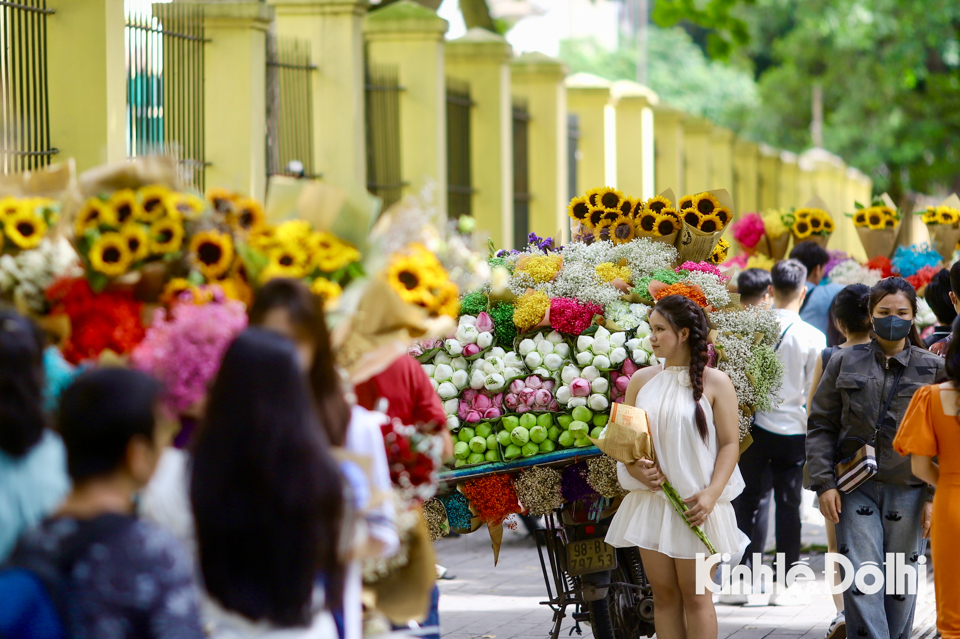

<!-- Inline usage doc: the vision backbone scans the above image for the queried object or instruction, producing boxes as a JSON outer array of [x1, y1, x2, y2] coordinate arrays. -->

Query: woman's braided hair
[[651, 295, 711, 443]]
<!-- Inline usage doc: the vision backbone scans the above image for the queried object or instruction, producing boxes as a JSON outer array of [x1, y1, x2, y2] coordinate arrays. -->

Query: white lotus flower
[[561, 365, 581, 385], [547, 331, 564, 344], [477, 332, 494, 349], [489, 347, 506, 359], [611, 332, 627, 348], [470, 370, 486, 389], [591, 377, 609, 394], [588, 394, 609, 411], [592, 337, 611, 355], [576, 351, 594, 366], [640, 336, 653, 353], [446, 415, 460, 431], [519, 339, 536, 355], [556, 386, 572, 404], [450, 357, 468, 371], [581, 366, 600, 382], [577, 335, 594, 351], [525, 351, 543, 368], [505, 352, 524, 368], [484, 373, 506, 391], [422, 364, 436, 378], [445, 339, 464, 356], [433, 364, 453, 382], [633, 349, 648, 366], [553, 343, 571, 359], [429, 378, 439, 392], [533, 332, 544, 344], [635, 322, 651, 338], [459, 315, 477, 327], [609, 348, 627, 365], [592, 355, 611, 370], [544, 353, 564, 371], [434, 352, 452, 366], [471, 358, 486, 372], [455, 325, 479, 345], [482, 360, 499, 375], [443, 398, 460, 415], [537, 340, 554, 356], [438, 382, 458, 400], [568, 397, 588, 408], [533, 367, 551, 378], [626, 338, 641, 350], [452, 369, 469, 390], [595, 326, 611, 340]]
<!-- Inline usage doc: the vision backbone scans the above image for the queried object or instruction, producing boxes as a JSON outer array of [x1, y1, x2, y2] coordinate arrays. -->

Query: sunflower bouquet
[[788, 201, 834, 248], [567, 186, 646, 246], [916, 194, 960, 260], [72, 185, 202, 291], [753, 209, 792, 260], [849, 194, 902, 259], [674, 189, 734, 264], [634, 193, 684, 246], [385, 242, 460, 318], [0, 197, 60, 256]]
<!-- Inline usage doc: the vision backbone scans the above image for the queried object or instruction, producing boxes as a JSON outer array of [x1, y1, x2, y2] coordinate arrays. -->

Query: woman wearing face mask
[[806, 277, 943, 639]]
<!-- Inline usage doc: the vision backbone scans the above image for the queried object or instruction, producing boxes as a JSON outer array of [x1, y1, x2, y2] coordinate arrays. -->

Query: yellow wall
[[270, 0, 368, 191], [682, 117, 713, 195], [653, 106, 684, 196], [446, 28, 514, 250], [758, 145, 781, 212], [778, 152, 799, 210], [710, 127, 734, 196], [611, 81, 657, 200], [566, 73, 614, 194], [734, 139, 759, 216], [47, 0, 126, 171]]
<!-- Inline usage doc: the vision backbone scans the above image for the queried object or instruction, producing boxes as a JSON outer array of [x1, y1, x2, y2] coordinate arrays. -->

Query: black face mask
[[873, 316, 913, 342]]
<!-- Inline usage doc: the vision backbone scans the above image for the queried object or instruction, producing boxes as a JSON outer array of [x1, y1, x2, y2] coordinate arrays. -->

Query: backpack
[[0, 515, 135, 639]]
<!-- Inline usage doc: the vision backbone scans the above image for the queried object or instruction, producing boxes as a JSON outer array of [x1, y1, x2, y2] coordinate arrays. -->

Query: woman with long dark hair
[[0, 308, 69, 561], [604, 295, 747, 639], [807, 277, 943, 639], [894, 313, 960, 639], [191, 329, 346, 636], [248, 279, 398, 639]]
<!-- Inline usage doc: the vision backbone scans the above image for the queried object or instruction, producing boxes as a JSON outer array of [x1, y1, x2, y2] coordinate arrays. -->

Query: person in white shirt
[[731, 259, 825, 606]]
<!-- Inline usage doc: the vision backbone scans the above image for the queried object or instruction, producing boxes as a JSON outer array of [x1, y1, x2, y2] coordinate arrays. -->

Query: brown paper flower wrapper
[[674, 189, 734, 264], [926, 194, 960, 260], [588, 403, 653, 464], [855, 192, 902, 259], [366, 508, 437, 626], [791, 196, 832, 249], [755, 233, 791, 261]]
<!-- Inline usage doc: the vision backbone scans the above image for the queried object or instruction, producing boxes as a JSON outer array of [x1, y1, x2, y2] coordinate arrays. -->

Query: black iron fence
[[266, 36, 316, 179], [365, 63, 403, 209], [0, 0, 57, 174], [568, 114, 580, 202], [126, 3, 208, 191], [446, 77, 473, 219], [512, 98, 530, 250]]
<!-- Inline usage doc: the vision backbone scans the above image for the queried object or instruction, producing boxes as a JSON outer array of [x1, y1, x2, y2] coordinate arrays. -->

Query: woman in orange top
[[894, 316, 960, 639]]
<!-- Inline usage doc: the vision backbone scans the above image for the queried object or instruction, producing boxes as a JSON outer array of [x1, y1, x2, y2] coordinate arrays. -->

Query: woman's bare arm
[[911, 455, 939, 487]]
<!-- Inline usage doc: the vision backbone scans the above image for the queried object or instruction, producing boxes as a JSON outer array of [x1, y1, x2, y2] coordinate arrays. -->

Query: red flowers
[[462, 474, 522, 526], [549, 297, 602, 335], [46, 278, 145, 365], [906, 265, 939, 292], [380, 418, 439, 500], [865, 256, 895, 279]]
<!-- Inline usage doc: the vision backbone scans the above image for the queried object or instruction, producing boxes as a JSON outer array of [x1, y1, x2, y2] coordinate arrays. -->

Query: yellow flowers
[[3, 210, 47, 250], [150, 218, 184, 254], [137, 185, 172, 223], [385, 243, 458, 317], [0, 197, 58, 253], [654, 212, 681, 237], [89, 233, 132, 277], [595, 262, 631, 284], [920, 206, 960, 226], [121, 223, 150, 262], [677, 192, 732, 234], [761, 209, 790, 239], [515, 254, 563, 283], [852, 204, 899, 229], [791, 207, 834, 239], [610, 215, 636, 244], [108, 190, 142, 225], [230, 198, 266, 232], [310, 277, 343, 308], [75, 199, 114, 237], [189, 230, 235, 280], [708, 237, 730, 265], [512, 290, 551, 332]]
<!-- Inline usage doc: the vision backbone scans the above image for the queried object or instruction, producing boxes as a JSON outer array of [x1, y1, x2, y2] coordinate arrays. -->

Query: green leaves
[[651, 0, 756, 61]]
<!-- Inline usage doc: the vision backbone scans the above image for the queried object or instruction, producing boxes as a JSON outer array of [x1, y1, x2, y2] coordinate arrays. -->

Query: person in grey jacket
[[806, 277, 942, 639]]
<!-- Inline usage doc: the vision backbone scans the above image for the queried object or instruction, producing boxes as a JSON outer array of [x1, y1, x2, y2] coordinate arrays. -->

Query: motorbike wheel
[[585, 563, 652, 639], [585, 597, 616, 639]]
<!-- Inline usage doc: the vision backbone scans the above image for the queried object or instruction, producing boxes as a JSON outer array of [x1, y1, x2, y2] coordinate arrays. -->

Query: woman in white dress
[[605, 295, 749, 639]]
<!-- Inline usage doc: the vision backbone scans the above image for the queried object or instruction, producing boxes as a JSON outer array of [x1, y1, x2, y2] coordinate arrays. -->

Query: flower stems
[[661, 479, 718, 556]]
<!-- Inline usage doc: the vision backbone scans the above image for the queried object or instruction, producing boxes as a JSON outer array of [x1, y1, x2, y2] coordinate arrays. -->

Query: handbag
[[835, 366, 904, 493]]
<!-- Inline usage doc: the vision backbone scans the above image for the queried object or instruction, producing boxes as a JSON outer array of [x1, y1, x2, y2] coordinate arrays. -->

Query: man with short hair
[[789, 241, 844, 336], [930, 261, 960, 355], [738, 268, 774, 309], [923, 269, 956, 348], [732, 259, 826, 607]]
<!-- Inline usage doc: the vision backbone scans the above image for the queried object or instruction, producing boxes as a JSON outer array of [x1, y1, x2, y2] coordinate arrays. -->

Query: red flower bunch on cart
[[46, 277, 146, 365], [462, 474, 522, 526], [380, 417, 442, 503]]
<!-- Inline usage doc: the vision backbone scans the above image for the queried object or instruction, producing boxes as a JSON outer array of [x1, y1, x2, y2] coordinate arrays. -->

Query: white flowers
[[468, 348, 524, 392], [626, 329, 655, 366], [0, 237, 82, 314], [445, 313, 495, 358], [520, 331, 571, 378], [573, 326, 627, 370]]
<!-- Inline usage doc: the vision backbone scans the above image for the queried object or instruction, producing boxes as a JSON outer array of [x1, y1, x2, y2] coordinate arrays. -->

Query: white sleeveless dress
[[605, 365, 750, 560]]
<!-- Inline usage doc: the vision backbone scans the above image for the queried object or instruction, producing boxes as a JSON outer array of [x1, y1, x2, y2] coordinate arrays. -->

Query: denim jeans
[[835, 480, 927, 639]]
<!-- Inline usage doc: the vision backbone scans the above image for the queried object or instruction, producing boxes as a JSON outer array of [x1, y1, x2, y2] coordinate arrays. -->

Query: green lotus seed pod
[[501, 415, 520, 431], [571, 406, 593, 423], [455, 459, 466, 468], [521, 442, 540, 458], [547, 426, 561, 441], [519, 413, 538, 430], [529, 425, 548, 444], [485, 449, 501, 462], [469, 436, 487, 454], [458, 427, 476, 443], [510, 426, 530, 447], [496, 429, 512, 447], [590, 426, 604, 440], [475, 422, 493, 438], [575, 436, 592, 448], [557, 414, 574, 429], [537, 413, 554, 429], [539, 439, 557, 453], [454, 441, 470, 460], [558, 431, 575, 448], [468, 452, 486, 465], [486, 434, 498, 450], [503, 443, 523, 460], [569, 420, 589, 438], [593, 413, 609, 428]]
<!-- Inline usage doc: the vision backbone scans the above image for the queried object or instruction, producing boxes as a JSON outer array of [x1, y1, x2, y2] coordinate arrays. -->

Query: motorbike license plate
[[566, 538, 618, 576]]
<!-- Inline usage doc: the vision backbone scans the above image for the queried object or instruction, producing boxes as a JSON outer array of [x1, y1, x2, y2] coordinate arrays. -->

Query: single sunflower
[[150, 218, 185, 254], [637, 212, 658, 234], [866, 208, 885, 230], [823, 218, 835, 233], [602, 207, 620, 223], [808, 215, 823, 231], [693, 192, 721, 216], [794, 220, 812, 238], [108, 190, 142, 226], [231, 198, 266, 231], [567, 196, 590, 222], [593, 224, 612, 243], [853, 210, 869, 227], [654, 213, 680, 237], [713, 206, 731, 229], [89, 232, 132, 277], [189, 230, 235, 280], [611, 216, 636, 244], [678, 196, 695, 211], [709, 238, 730, 265], [267, 244, 310, 279], [4, 210, 46, 250], [594, 186, 625, 210], [137, 185, 172, 223], [75, 199, 115, 236], [619, 197, 635, 218], [631, 199, 645, 218], [660, 207, 684, 228], [310, 277, 343, 307], [387, 254, 435, 304], [584, 187, 604, 207], [646, 195, 672, 215], [683, 209, 701, 227], [121, 223, 150, 262], [587, 206, 606, 229], [207, 188, 238, 215], [168, 193, 207, 221], [696, 214, 722, 234]]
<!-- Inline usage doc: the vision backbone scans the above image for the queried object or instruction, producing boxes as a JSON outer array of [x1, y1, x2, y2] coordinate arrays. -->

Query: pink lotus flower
[[548, 400, 560, 412], [459, 401, 470, 420], [474, 394, 491, 411], [616, 375, 630, 392], [519, 387, 536, 406], [517, 404, 531, 414], [483, 407, 501, 420], [463, 343, 482, 357], [504, 393, 520, 410], [492, 393, 504, 408], [475, 312, 494, 333], [542, 379, 556, 391], [525, 376, 543, 390], [510, 379, 526, 394], [622, 359, 639, 377], [570, 378, 591, 397], [462, 388, 479, 402], [466, 410, 482, 423], [409, 345, 424, 358], [535, 389, 552, 406]]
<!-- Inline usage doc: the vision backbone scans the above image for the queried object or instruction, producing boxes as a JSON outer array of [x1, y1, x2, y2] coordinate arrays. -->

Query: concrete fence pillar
[[566, 73, 614, 193], [710, 127, 734, 197], [653, 106, 684, 196], [758, 144, 781, 212], [682, 117, 713, 195], [733, 139, 759, 218], [611, 80, 657, 200]]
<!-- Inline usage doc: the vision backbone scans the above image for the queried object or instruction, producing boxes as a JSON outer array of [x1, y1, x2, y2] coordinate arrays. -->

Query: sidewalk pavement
[[435, 502, 938, 639]]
